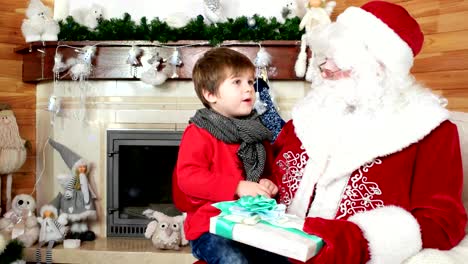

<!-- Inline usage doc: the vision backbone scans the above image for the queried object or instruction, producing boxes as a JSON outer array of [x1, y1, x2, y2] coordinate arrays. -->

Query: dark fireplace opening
[[107, 130, 183, 237]]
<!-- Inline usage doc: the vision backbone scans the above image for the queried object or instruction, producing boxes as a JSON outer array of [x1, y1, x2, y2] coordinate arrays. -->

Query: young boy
[[175, 47, 289, 263]]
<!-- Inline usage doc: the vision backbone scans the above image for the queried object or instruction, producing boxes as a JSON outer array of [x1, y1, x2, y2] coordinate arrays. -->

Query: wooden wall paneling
[[0, 0, 36, 212], [418, 11, 468, 34], [332, 0, 468, 20], [422, 30, 468, 53], [433, 89, 468, 111], [414, 70, 468, 90], [412, 50, 468, 73]]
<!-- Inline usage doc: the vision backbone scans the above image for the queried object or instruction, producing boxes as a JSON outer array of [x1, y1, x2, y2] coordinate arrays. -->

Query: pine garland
[[58, 13, 303, 45]]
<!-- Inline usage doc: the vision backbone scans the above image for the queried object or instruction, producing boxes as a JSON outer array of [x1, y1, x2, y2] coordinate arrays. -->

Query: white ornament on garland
[[21, 0, 60, 43], [141, 52, 168, 86], [203, 0, 226, 24], [247, 17, 256, 27], [127, 45, 143, 78], [168, 48, 183, 78]]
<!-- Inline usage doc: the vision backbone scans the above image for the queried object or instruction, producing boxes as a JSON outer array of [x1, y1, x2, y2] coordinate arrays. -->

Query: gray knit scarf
[[190, 108, 272, 182]]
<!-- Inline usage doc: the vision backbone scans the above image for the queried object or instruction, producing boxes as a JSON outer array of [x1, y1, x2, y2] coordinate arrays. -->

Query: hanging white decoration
[[47, 94, 62, 126], [254, 47, 271, 69], [168, 48, 183, 78], [53, 52, 69, 79], [253, 47, 272, 115], [127, 45, 143, 65], [67, 46, 97, 81], [63, 46, 97, 123], [141, 52, 168, 86], [126, 45, 143, 78]]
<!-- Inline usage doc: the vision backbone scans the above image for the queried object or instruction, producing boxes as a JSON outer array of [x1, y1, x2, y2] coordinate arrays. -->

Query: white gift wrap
[[209, 216, 323, 262]]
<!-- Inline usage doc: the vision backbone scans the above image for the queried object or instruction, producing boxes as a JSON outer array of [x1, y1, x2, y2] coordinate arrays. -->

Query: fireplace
[[106, 129, 183, 237]]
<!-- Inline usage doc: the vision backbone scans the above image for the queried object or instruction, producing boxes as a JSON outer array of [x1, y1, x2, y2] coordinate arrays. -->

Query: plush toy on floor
[[47, 138, 97, 242], [0, 194, 39, 248], [21, 0, 59, 42], [143, 209, 188, 250]]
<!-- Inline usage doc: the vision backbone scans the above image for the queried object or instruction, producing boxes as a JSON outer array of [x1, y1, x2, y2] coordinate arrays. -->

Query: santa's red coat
[[272, 119, 467, 263]]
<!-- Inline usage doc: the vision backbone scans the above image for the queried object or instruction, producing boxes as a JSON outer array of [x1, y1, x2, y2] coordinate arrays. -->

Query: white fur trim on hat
[[349, 206, 422, 264], [40, 204, 59, 218], [336, 7, 414, 75]]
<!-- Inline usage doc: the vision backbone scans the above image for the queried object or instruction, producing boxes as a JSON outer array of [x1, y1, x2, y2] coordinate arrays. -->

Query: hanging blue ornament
[[255, 78, 285, 142]]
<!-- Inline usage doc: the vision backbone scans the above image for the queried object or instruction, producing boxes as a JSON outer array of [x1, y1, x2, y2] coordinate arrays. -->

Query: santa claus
[[273, 1, 467, 263]]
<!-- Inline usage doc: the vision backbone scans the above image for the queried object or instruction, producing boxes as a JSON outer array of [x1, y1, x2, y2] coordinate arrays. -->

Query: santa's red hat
[[337, 1, 423, 74]]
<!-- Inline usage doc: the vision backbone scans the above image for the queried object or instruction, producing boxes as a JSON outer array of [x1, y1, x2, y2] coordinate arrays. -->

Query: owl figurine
[[142, 209, 188, 250]]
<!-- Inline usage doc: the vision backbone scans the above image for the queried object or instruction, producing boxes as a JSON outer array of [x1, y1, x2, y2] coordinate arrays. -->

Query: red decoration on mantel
[[14, 40, 305, 83]]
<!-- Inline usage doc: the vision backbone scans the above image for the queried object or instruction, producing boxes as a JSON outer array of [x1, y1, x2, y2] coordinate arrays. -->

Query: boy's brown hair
[[192, 47, 255, 108]]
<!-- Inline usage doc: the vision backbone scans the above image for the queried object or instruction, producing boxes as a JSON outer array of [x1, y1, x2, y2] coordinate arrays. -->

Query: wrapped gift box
[[209, 197, 323, 262]]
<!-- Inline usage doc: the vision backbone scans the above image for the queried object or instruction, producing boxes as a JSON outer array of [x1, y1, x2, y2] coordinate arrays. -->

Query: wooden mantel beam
[[14, 40, 304, 83]]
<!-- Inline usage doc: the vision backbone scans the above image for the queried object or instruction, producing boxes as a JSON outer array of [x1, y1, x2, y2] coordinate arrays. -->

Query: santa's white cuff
[[349, 205, 422, 264]]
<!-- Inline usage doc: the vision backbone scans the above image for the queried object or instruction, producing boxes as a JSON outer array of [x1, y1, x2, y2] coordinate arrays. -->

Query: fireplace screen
[[107, 130, 183, 237]]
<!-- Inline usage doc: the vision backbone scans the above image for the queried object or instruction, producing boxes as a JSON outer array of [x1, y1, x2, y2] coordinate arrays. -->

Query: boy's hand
[[259, 179, 279, 197], [236, 180, 272, 198]]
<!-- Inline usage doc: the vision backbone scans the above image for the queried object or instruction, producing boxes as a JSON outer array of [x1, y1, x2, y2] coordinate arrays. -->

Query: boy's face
[[203, 69, 255, 118]]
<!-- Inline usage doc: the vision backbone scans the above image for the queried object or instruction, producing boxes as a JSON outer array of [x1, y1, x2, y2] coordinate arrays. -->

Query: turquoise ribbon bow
[[212, 195, 323, 255]]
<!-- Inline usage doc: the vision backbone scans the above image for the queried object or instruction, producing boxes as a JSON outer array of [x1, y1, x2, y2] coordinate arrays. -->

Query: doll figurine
[[47, 138, 97, 241], [295, 0, 336, 81], [35, 205, 69, 264]]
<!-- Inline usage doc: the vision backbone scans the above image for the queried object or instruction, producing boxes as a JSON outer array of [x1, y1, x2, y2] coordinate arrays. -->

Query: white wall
[[54, 0, 307, 22]]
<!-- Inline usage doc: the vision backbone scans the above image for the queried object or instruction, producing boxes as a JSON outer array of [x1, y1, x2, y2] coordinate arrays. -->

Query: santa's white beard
[[307, 68, 404, 118], [293, 65, 418, 158]]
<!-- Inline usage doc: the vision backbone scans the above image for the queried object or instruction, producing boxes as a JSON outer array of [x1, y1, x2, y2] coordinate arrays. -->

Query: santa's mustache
[[309, 68, 390, 114]]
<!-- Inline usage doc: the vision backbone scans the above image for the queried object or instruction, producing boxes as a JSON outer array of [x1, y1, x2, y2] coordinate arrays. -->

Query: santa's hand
[[291, 217, 370, 264]]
